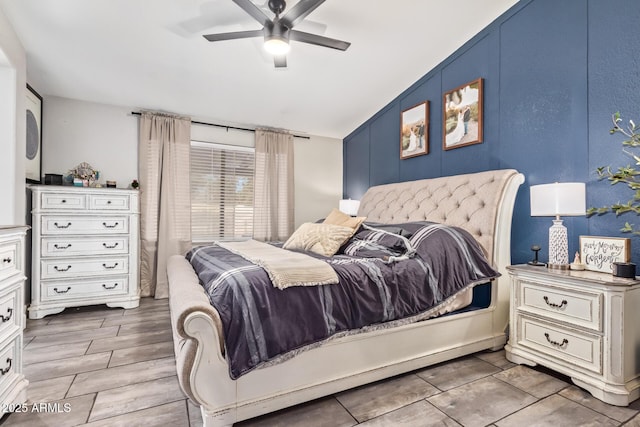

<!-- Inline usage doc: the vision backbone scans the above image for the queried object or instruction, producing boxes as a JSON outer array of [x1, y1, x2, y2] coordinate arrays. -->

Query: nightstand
[[505, 264, 640, 406]]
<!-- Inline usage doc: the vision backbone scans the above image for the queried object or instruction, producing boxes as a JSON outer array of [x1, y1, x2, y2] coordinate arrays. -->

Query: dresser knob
[[544, 332, 569, 348], [107, 200, 112, 204], [61, 199, 66, 203], [543, 296, 567, 309], [0, 358, 11, 375], [1, 257, 10, 264], [0, 308, 13, 323]]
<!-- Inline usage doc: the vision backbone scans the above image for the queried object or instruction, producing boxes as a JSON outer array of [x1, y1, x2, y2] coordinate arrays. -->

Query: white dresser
[[29, 186, 140, 319], [0, 226, 28, 408], [505, 264, 640, 406]]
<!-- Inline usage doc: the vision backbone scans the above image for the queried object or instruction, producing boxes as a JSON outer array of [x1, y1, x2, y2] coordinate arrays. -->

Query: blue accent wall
[[343, 0, 640, 266]]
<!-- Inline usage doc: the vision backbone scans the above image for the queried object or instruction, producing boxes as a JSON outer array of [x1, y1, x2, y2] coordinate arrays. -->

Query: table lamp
[[530, 182, 586, 269], [339, 199, 360, 217]]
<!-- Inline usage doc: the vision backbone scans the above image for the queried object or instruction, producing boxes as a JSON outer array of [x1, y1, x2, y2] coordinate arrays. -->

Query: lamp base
[[547, 263, 570, 270], [527, 261, 547, 267]]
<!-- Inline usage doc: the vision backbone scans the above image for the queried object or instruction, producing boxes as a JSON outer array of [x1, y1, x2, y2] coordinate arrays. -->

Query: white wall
[[43, 97, 343, 227], [0, 6, 26, 225], [44, 97, 138, 188]]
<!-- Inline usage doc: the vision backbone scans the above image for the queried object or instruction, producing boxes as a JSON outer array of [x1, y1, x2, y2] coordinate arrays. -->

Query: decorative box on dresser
[[28, 186, 140, 319], [505, 264, 640, 406], [0, 226, 28, 409]]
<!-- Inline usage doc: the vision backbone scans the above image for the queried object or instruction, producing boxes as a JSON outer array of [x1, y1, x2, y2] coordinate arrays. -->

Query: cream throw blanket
[[216, 240, 339, 290]]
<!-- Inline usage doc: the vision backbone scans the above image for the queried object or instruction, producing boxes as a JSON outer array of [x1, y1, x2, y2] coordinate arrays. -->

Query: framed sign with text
[[579, 236, 631, 273]]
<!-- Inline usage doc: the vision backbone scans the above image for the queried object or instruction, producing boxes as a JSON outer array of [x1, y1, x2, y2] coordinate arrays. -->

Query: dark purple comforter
[[186, 221, 499, 379]]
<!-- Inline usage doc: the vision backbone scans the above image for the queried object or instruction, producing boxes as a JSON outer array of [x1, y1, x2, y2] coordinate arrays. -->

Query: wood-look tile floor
[[4, 297, 640, 426]]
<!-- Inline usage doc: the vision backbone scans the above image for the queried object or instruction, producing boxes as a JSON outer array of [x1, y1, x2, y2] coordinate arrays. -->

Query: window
[[190, 141, 255, 242]]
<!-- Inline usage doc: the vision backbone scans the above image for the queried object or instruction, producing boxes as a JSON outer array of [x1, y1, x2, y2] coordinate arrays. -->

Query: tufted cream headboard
[[358, 169, 524, 266]]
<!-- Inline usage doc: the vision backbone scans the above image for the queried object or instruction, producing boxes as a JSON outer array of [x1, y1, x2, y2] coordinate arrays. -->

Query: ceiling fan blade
[[274, 55, 287, 68], [280, 0, 325, 29], [203, 29, 263, 42], [290, 30, 350, 51], [232, 0, 271, 27]]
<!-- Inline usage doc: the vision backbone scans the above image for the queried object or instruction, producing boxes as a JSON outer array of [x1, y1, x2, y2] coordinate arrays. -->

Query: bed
[[167, 168, 524, 426]]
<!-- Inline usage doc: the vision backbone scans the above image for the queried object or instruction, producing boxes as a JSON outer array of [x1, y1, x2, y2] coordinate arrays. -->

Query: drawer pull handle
[[61, 199, 66, 203], [107, 200, 112, 204], [0, 358, 11, 375], [2, 257, 10, 264], [53, 265, 72, 272], [543, 296, 567, 309], [54, 222, 72, 229], [54, 244, 72, 250], [102, 243, 119, 249], [102, 283, 119, 290], [53, 287, 71, 294], [102, 222, 119, 229], [544, 332, 569, 348], [0, 308, 12, 323], [102, 263, 119, 270]]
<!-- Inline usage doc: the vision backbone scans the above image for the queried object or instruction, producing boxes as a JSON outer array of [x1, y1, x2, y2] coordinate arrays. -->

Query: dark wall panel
[[369, 104, 400, 186], [344, 0, 640, 265]]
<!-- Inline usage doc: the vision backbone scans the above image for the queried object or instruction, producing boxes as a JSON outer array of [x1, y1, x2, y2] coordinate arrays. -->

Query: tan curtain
[[253, 129, 294, 241], [138, 112, 191, 298]]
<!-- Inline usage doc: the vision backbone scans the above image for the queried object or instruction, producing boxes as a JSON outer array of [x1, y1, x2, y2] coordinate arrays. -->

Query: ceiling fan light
[[264, 37, 290, 55]]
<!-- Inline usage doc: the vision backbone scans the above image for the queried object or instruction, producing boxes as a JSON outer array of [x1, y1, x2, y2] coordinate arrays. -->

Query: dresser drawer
[[0, 242, 18, 281], [41, 216, 129, 235], [41, 257, 129, 279], [40, 193, 86, 210], [0, 287, 19, 342], [41, 237, 129, 257], [0, 336, 21, 394], [89, 194, 130, 211], [518, 280, 602, 331], [42, 277, 129, 301], [518, 316, 602, 374]]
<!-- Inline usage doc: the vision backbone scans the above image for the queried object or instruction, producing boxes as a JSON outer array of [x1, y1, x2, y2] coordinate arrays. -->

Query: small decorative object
[[73, 178, 83, 187], [44, 174, 63, 185], [400, 101, 429, 159], [530, 182, 586, 270], [443, 78, 483, 150], [527, 244, 546, 267], [570, 252, 586, 270], [68, 162, 99, 187], [580, 235, 631, 273], [130, 179, 139, 190], [613, 262, 636, 278], [106, 180, 117, 188]]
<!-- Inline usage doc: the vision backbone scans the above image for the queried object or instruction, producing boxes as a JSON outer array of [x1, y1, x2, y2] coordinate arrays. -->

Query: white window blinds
[[190, 141, 255, 242]]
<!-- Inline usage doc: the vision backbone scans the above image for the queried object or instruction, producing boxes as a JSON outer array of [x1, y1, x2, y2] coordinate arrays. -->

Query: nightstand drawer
[[518, 280, 602, 331], [41, 237, 129, 257], [41, 216, 129, 235], [42, 278, 129, 300], [89, 194, 130, 211], [40, 193, 86, 210], [519, 316, 602, 374]]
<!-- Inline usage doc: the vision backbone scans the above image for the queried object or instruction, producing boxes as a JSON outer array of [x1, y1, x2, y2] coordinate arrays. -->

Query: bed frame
[[167, 169, 524, 426]]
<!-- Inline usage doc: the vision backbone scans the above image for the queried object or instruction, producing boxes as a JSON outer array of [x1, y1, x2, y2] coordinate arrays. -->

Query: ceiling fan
[[203, 0, 350, 68]]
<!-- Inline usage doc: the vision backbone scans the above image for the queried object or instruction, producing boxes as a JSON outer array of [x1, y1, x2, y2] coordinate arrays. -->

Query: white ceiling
[[0, 0, 518, 139]]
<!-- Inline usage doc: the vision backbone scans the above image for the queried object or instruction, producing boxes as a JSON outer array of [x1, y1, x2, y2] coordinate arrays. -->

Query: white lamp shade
[[339, 199, 360, 216], [530, 182, 586, 217]]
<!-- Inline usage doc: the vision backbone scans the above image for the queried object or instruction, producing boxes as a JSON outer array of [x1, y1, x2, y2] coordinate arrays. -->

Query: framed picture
[[400, 101, 429, 159], [443, 78, 483, 151], [579, 235, 631, 273], [25, 84, 43, 183]]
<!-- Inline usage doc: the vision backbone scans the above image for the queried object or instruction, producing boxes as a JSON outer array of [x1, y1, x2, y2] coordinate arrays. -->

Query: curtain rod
[[130, 111, 310, 140]]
